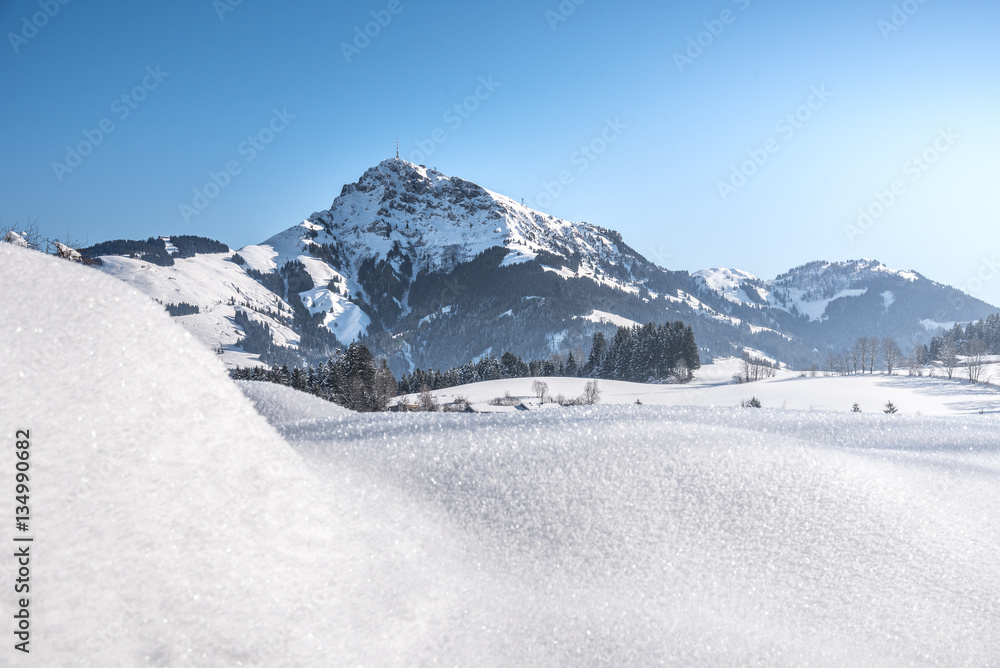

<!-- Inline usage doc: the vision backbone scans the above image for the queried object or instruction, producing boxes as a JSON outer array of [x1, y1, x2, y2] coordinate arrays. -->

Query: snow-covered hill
[[0, 243, 518, 666], [97, 247, 302, 367], [696, 259, 938, 321], [3, 242, 1000, 665]]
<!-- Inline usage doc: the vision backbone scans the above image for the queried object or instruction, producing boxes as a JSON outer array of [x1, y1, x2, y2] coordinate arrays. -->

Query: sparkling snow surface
[[3, 244, 1000, 666]]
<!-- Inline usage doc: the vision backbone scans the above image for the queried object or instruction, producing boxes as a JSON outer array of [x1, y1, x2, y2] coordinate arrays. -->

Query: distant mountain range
[[83, 158, 997, 374]]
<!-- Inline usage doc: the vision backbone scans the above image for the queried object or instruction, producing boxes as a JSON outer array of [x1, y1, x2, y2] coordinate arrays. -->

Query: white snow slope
[[3, 244, 999, 665], [97, 251, 302, 366]]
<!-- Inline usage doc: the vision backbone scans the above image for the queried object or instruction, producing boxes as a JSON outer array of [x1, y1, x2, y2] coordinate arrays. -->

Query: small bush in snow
[[489, 391, 522, 407], [442, 396, 469, 412], [417, 385, 438, 412], [741, 397, 762, 408]]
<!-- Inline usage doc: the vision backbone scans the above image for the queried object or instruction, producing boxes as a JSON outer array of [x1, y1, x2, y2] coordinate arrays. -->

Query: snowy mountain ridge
[[314, 158, 642, 277], [75, 159, 998, 371], [694, 258, 929, 323], [236, 158, 650, 322]]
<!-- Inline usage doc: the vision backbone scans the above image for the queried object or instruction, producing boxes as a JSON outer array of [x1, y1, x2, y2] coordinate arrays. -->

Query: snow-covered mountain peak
[[774, 259, 920, 286], [692, 259, 931, 321], [766, 259, 925, 322], [692, 267, 768, 306], [226, 160, 658, 352], [294, 159, 649, 282]]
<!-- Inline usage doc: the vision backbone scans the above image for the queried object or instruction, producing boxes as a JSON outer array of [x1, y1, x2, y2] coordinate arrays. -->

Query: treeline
[[582, 321, 700, 382], [929, 315, 1000, 357], [825, 326, 996, 382], [398, 320, 700, 393], [164, 302, 200, 316], [170, 235, 228, 257], [825, 336, 909, 376], [78, 235, 228, 266], [235, 319, 701, 410], [398, 350, 574, 394], [80, 237, 174, 266], [231, 342, 396, 412]]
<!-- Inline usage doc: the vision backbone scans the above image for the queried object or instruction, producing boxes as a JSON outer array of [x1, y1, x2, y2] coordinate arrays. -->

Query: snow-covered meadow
[[397, 356, 1000, 416], [2, 243, 999, 665]]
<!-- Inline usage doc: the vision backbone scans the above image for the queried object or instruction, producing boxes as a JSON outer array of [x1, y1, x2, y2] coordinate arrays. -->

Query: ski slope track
[[3, 243, 999, 665]]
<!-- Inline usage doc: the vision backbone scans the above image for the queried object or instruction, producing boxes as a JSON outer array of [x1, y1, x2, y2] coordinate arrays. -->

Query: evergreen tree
[[565, 352, 578, 377], [583, 332, 607, 377]]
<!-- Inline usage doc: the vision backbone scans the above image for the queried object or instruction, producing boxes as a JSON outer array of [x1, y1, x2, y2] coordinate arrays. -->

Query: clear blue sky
[[3, 0, 999, 304]]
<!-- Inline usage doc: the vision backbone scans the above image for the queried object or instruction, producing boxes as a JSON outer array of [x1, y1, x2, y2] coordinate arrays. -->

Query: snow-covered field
[[398, 356, 1000, 416], [2, 243, 999, 666]]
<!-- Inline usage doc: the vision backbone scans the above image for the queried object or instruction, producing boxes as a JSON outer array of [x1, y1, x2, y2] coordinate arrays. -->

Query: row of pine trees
[[583, 321, 701, 382], [929, 314, 1000, 357], [399, 321, 701, 394], [234, 321, 701, 411], [230, 342, 396, 412]]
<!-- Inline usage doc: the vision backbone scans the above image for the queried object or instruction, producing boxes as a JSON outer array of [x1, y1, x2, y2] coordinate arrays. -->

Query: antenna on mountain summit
[[396, 139, 399, 159]]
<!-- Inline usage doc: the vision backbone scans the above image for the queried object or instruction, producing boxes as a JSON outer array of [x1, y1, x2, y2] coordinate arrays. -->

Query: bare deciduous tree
[[964, 338, 987, 383], [417, 384, 438, 411], [939, 337, 959, 380], [852, 338, 867, 375], [734, 351, 776, 383], [1, 214, 44, 250], [882, 337, 902, 375], [531, 380, 549, 400], [866, 336, 881, 374]]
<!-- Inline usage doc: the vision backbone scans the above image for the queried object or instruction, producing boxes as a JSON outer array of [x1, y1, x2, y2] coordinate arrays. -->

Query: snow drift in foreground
[[2, 243, 999, 666], [258, 388, 1000, 666]]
